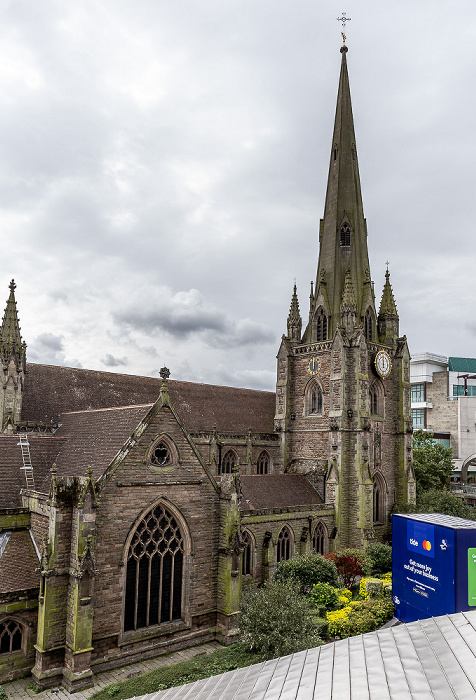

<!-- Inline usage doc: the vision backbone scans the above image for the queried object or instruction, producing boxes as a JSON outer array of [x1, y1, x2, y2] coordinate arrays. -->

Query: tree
[[396, 488, 476, 520], [412, 429, 453, 496], [239, 580, 322, 657], [273, 552, 338, 592]]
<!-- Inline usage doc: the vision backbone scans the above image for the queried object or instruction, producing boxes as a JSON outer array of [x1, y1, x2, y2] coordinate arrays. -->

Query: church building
[[0, 43, 414, 691]]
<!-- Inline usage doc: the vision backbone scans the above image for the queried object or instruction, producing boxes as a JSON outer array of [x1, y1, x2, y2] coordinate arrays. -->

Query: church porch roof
[[240, 474, 323, 511]]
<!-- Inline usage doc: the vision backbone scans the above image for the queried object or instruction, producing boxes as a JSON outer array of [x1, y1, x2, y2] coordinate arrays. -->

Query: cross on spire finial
[[337, 12, 351, 27]]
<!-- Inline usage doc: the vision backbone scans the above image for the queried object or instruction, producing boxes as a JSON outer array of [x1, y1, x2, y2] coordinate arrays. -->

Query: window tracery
[[124, 503, 185, 632], [312, 522, 328, 555], [257, 451, 269, 475], [221, 450, 237, 474], [0, 620, 23, 654], [306, 380, 323, 416], [276, 526, 293, 563]]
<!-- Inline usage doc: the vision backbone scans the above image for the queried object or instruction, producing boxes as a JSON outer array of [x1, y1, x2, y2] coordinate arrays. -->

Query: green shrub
[[0, 686, 7, 700], [239, 580, 322, 656], [327, 598, 394, 638], [310, 582, 340, 612], [274, 552, 338, 592], [364, 542, 392, 575]]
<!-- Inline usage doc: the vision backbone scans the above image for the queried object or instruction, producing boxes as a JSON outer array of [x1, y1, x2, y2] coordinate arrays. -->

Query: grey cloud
[[102, 353, 128, 367], [35, 332, 64, 353]]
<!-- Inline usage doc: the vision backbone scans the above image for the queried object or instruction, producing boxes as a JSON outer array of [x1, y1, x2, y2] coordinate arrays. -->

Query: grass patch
[[90, 643, 267, 700]]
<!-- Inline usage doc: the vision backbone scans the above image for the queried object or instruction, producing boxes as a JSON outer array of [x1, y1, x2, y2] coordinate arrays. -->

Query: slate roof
[[136, 610, 476, 699], [0, 530, 39, 593], [0, 435, 65, 508], [240, 475, 323, 511], [22, 363, 276, 433], [49, 404, 153, 484]]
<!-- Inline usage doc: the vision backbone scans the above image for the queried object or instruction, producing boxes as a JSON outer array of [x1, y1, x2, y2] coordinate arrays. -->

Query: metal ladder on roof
[[17, 434, 35, 490]]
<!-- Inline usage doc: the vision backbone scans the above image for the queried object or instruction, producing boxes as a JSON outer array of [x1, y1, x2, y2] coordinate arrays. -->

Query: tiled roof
[[0, 435, 65, 508], [0, 530, 39, 593], [22, 364, 276, 433], [240, 475, 323, 511], [48, 404, 153, 483], [138, 611, 476, 699]]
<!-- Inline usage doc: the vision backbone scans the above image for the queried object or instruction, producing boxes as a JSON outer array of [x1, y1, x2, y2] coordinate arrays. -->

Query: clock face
[[375, 350, 392, 378], [307, 357, 320, 376]]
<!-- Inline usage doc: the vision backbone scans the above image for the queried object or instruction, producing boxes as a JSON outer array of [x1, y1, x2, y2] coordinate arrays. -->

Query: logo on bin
[[407, 521, 434, 558]]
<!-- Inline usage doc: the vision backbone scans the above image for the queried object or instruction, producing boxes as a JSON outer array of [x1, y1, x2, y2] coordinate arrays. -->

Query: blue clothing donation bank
[[392, 513, 476, 623]]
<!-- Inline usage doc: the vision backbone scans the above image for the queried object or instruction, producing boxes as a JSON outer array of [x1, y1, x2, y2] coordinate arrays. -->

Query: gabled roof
[[0, 435, 65, 508], [47, 404, 154, 483], [138, 611, 476, 699], [22, 364, 276, 433], [240, 475, 323, 511], [0, 529, 39, 593]]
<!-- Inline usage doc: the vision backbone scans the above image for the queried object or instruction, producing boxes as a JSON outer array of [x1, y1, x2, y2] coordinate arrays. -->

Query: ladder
[[17, 434, 35, 490]]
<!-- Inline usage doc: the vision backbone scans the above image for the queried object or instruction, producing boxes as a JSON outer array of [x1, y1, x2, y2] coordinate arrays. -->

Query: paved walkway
[[3, 642, 221, 700]]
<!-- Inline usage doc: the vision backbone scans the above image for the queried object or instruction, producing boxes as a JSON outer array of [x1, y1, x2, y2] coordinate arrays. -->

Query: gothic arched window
[[316, 308, 328, 341], [0, 620, 23, 654], [306, 381, 323, 416], [370, 381, 383, 417], [276, 526, 293, 563], [220, 450, 237, 474], [365, 309, 373, 342], [148, 436, 179, 468], [312, 522, 328, 555], [257, 451, 269, 475], [124, 503, 185, 632], [340, 224, 351, 247], [242, 530, 255, 576], [373, 472, 386, 524]]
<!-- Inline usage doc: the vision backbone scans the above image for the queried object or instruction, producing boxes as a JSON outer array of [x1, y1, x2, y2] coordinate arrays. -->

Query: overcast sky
[[1, 1, 475, 391]]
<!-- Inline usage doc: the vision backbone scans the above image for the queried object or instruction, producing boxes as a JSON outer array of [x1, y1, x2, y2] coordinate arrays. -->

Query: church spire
[[0, 280, 25, 363], [287, 284, 302, 342], [378, 268, 399, 343], [303, 43, 375, 342], [378, 269, 398, 317], [0, 280, 26, 431]]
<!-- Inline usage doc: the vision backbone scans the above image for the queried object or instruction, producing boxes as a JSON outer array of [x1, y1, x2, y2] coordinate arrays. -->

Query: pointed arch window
[[0, 620, 23, 654], [312, 522, 328, 555], [373, 472, 386, 524], [124, 503, 185, 632], [276, 526, 293, 563], [148, 435, 179, 468], [242, 530, 255, 576], [257, 451, 269, 475], [340, 224, 351, 247], [370, 381, 383, 417], [316, 308, 327, 341], [220, 450, 237, 474], [364, 309, 373, 342], [306, 381, 323, 416]]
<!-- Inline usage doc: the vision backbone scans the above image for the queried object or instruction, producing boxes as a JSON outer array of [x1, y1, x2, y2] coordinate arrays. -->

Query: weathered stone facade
[[0, 43, 412, 690]]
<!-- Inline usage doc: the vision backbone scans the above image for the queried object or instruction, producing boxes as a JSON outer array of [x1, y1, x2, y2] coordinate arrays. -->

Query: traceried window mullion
[[124, 504, 184, 632]]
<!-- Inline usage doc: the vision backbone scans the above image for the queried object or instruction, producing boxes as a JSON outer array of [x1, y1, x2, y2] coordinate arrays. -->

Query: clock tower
[[275, 44, 415, 547]]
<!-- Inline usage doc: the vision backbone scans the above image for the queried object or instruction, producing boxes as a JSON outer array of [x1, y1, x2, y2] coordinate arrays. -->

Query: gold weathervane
[[337, 12, 351, 45]]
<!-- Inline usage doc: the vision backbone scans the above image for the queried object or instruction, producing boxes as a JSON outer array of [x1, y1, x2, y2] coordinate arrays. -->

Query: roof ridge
[[61, 403, 154, 416]]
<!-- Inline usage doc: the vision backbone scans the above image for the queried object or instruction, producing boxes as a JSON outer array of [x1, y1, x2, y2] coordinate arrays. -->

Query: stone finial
[[159, 367, 170, 381], [9, 280, 16, 293]]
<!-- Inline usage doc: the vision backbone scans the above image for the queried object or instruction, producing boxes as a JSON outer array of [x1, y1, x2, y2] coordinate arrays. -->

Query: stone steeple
[[287, 284, 302, 342], [378, 268, 399, 344], [302, 45, 375, 343], [0, 280, 26, 430]]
